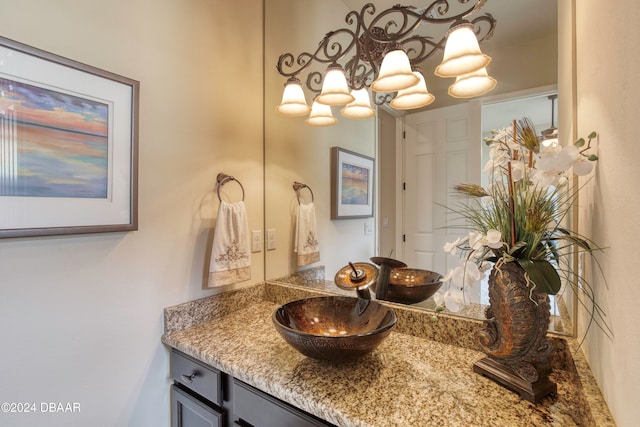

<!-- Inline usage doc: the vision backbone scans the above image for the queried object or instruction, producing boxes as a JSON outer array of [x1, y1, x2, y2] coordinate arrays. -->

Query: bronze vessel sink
[[373, 268, 443, 304], [272, 296, 396, 362]]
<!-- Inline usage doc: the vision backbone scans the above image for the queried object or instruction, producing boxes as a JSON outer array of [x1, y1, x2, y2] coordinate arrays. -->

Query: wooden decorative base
[[473, 357, 557, 404]]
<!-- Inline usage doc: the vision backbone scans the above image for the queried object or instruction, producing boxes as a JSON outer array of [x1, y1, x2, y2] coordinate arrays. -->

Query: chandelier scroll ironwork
[[275, 1, 497, 125]]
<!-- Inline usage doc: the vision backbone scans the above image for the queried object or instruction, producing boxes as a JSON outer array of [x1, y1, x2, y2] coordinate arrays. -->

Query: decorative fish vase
[[473, 259, 557, 403]]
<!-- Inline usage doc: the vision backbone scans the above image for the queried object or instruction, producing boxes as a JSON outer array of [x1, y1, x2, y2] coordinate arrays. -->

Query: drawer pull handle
[[181, 372, 197, 383]]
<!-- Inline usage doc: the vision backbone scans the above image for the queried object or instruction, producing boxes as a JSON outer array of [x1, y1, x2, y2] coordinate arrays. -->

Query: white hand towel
[[294, 202, 320, 266], [208, 200, 251, 287]]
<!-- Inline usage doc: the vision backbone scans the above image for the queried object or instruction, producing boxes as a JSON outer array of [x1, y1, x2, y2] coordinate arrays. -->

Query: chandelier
[[275, 1, 497, 126]]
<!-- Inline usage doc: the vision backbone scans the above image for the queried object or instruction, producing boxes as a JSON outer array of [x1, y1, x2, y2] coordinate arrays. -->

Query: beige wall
[[0, 1, 263, 426], [265, 0, 376, 279], [573, 1, 640, 426]]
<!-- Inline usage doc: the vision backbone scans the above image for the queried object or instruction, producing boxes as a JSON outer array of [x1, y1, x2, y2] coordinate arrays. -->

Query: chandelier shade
[[276, 77, 312, 117], [448, 67, 497, 98], [315, 65, 355, 106], [390, 71, 435, 110], [435, 22, 492, 78], [370, 47, 419, 93], [341, 88, 376, 119], [306, 100, 338, 126]]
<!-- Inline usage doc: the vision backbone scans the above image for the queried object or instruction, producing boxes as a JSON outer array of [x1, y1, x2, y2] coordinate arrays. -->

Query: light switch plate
[[365, 220, 374, 235], [251, 230, 262, 253]]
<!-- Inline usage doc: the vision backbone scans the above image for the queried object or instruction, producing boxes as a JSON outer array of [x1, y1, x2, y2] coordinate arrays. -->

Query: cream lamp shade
[[340, 88, 376, 119], [448, 67, 496, 98], [306, 100, 338, 126], [390, 71, 435, 110], [435, 22, 491, 78], [276, 77, 312, 117], [370, 46, 419, 92], [315, 65, 355, 106]]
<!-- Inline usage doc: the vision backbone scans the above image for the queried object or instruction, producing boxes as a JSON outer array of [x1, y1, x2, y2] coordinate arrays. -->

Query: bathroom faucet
[[347, 262, 372, 299], [334, 262, 378, 299], [370, 257, 407, 301], [335, 257, 407, 301]]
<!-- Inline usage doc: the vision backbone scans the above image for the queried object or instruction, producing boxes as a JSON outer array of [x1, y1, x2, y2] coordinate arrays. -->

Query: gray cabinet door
[[172, 385, 223, 427], [232, 379, 333, 427]]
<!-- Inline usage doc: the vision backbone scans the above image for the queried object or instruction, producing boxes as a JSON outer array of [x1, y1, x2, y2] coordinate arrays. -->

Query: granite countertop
[[162, 282, 615, 427]]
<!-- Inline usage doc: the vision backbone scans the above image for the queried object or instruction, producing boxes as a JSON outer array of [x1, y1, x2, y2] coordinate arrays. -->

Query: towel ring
[[293, 181, 314, 204], [217, 173, 245, 202]]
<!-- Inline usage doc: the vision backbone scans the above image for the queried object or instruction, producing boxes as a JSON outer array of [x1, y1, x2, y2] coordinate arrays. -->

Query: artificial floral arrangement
[[434, 118, 609, 338]]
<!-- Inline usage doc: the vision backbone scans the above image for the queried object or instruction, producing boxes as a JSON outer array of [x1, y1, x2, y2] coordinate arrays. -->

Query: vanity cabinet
[[171, 350, 225, 427], [170, 349, 334, 427]]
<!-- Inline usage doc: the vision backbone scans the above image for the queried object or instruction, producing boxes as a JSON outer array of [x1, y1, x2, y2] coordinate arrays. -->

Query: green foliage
[[517, 259, 561, 295]]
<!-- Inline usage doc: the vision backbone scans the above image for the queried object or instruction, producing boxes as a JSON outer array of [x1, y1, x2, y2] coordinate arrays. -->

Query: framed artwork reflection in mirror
[[330, 147, 374, 219]]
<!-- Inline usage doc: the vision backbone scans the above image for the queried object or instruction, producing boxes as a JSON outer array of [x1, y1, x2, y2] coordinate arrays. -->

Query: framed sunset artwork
[[330, 147, 374, 219], [0, 36, 139, 238]]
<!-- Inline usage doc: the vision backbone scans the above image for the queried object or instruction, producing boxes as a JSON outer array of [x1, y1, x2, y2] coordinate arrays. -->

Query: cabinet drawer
[[232, 379, 333, 427], [171, 350, 223, 406]]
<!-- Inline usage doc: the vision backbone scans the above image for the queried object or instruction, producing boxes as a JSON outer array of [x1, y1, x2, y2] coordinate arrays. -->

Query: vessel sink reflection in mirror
[[374, 268, 443, 305], [272, 296, 396, 361]]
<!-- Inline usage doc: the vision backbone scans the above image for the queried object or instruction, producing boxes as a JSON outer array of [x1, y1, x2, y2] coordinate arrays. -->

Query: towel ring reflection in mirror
[[293, 181, 314, 204], [217, 173, 245, 202]]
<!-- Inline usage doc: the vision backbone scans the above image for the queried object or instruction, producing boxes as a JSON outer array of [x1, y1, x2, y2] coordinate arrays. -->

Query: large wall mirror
[[264, 0, 571, 333]]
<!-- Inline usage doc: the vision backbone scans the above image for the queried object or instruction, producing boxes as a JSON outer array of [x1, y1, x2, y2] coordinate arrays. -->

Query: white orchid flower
[[468, 229, 502, 251], [464, 261, 484, 282], [432, 290, 445, 307], [483, 158, 498, 173], [450, 260, 483, 286], [573, 158, 594, 176], [485, 229, 503, 249], [540, 143, 562, 155], [529, 168, 556, 189], [444, 288, 465, 312], [443, 236, 463, 254], [491, 126, 513, 142], [439, 254, 490, 313], [535, 154, 556, 172], [446, 265, 465, 286], [485, 158, 505, 175], [555, 145, 580, 172]]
